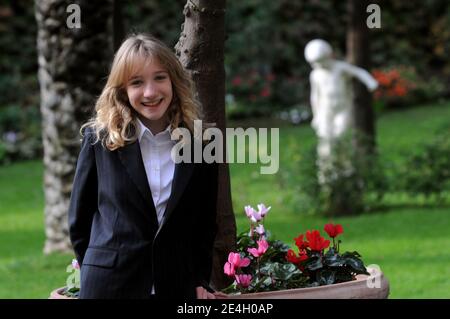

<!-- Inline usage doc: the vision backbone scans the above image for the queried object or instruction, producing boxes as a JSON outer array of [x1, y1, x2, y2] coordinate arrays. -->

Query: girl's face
[[126, 58, 173, 134]]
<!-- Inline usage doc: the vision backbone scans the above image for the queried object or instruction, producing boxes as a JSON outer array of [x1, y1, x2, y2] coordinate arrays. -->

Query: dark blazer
[[68, 129, 218, 299]]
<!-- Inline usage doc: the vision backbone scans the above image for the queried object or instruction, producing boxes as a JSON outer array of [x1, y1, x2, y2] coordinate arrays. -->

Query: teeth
[[142, 99, 162, 106]]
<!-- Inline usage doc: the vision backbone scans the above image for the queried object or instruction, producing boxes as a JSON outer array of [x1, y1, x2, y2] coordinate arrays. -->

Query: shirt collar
[[136, 118, 173, 144]]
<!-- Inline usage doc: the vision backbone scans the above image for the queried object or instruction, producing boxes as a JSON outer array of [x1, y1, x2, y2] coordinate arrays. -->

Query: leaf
[[274, 263, 301, 280], [342, 251, 362, 258], [317, 269, 336, 285], [305, 255, 323, 271], [335, 271, 354, 283], [221, 283, 238, 294], [260, 262, 300, 281], [343, 255, 367, 274], [262, 276, 273, 287], [324, 249, 344, 267]]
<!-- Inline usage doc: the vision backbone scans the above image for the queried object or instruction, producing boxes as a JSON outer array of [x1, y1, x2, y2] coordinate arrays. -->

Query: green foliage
[[287, 133, 388, 216], [222, 228, 309, 294], [225, 0, 346, 115], [1, 105, 450, 299], [223, 207, 369, 294], [1, 0, 450, 128], [225, 0, 450, 118], [373, 66, 447, 112], [63, 260, 80, 298], [287, 227, 369, 287], [396, 125, 450, 199], [121, 0, 185, 47], [0, 105, 42, 164]]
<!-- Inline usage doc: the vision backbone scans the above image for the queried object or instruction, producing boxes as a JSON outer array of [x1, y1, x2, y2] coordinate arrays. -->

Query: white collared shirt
[[136, 119, 176, 296], [136, 118, 176, 226]]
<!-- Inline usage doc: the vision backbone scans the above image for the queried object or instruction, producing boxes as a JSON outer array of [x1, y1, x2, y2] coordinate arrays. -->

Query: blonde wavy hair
[[82, 33, 204, 150]]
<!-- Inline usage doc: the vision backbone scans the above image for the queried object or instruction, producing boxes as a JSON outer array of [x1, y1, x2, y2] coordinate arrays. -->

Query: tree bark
[[35, 0, 114, 254], [175, 0, 236, 290], [347, 0, 376, 155]]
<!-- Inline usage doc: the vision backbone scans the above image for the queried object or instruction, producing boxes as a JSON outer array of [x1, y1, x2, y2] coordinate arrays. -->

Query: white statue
[[304, 39, 378, 183]]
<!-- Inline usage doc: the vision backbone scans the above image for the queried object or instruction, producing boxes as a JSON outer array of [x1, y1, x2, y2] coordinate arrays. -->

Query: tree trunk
[[347, 0, 376, 155], [175, 0, 236, 290], [35, 0, 114, 254]]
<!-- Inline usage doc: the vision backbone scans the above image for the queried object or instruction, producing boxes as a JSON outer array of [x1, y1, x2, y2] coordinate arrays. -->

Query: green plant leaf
[[317, 269, 336, 285], [324, 249, 344, 267], [343, 255, 367, 274], [305, 255, 323, 271]]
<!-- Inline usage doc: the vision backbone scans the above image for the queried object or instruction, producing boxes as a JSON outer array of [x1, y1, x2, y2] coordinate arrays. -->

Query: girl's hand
[[195, 286, 216, 299]]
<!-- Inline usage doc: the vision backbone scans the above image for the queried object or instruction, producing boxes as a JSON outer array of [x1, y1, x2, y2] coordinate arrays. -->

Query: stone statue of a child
[[304, 39, 378, 183]]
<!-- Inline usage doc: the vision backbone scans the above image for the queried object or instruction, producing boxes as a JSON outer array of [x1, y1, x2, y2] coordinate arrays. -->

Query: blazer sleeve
[[193, 161, 219, 290], [68, 130, 98, 265]]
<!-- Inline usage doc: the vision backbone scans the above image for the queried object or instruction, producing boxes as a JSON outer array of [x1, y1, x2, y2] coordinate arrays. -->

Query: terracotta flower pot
[[227, 266, 389, 299], [49, 268, 389, 299], [49, 287, 76, 299]]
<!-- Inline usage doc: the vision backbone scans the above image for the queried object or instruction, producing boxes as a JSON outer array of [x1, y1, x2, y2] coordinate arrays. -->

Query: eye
[[155, 75, 167, 81], [130, 79, 143, 86]]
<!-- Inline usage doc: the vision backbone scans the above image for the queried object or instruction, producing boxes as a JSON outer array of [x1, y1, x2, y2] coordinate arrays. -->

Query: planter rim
[[228, 266, 389, 299], [49, 267, 389, 299], [49, 287, 75, 299]]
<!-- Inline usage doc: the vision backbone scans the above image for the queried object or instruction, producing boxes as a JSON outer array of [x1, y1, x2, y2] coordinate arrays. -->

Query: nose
[[143, 82, 157, 98]]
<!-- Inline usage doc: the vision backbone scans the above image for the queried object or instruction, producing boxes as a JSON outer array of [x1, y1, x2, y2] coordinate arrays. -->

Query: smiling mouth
[[141, 98, 163, 107]]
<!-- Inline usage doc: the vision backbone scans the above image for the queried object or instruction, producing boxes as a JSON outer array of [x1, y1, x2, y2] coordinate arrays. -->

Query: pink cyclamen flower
[[255, 224, 265, 236], [244, 205, 255, 218], [235, 274, 252, 288], [245, 205, 262, 223], [72, 259, 80, 270], [247, 239, 269, 258], [257, 203, 271, 217], [224, 252, 250, 277]]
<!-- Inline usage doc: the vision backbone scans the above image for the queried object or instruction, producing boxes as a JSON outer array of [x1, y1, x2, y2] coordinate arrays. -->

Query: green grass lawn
[[1, 101, 449, 298], [0, 161, 71, 298]]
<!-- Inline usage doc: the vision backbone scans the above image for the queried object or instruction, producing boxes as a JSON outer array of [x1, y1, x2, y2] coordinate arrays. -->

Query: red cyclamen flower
[[324, 223, 344, 238], [294, 234, 309, 250], [305, 230, 330, 252], [286, 249, 308, 264]]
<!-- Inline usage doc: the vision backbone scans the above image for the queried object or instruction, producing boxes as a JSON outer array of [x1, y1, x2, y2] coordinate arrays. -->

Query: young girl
[[68, 34, 219, 299]]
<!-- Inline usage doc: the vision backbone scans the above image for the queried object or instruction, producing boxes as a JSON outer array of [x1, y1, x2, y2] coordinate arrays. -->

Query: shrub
[[288, 134, 388, 216], [226, 69, 277, 116], [372, 66, 446, 112], [397, 125, 450, 199], [0, 104, 42, 164]]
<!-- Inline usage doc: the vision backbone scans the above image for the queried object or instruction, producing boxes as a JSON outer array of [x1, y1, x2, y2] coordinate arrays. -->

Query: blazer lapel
[[158, 161, 194, 231], [117, 141, 158, 224]]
